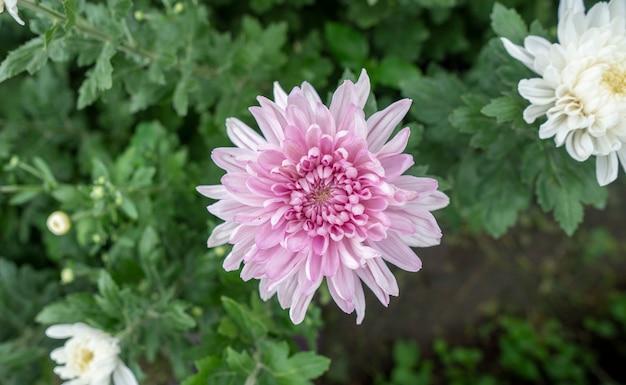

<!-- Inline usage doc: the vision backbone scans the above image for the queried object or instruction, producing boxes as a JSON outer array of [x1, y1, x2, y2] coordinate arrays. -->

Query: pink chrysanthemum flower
[[197, 70, 449, 324]]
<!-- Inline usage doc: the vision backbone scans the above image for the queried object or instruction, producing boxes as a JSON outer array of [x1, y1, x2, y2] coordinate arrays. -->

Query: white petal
[[609, 0, 626, 20], [558, 0, 585, 19], [565, 130, 594, 161], [586, 2, 610, 28], [45, 324, 81, 339], [112, 361, 138, 385], [501, 38, 536, 71], [518, 78, 556, 105], [596, 153, 618, 186]]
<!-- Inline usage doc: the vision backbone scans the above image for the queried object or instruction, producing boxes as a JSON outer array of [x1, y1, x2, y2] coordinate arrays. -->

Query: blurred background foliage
[[2, 0, 626, 384]]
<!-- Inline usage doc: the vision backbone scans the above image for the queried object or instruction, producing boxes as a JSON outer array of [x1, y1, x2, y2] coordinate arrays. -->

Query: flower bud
[[46, 211, 71, 235], [60, 267, 75, 284]]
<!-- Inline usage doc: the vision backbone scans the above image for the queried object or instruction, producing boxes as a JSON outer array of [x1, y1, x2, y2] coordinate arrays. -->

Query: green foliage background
[[2, 0, 621, 384]]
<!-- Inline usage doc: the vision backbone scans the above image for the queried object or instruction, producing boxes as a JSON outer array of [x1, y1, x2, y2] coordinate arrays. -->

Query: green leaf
[[182, 355, 248, 385], [282, 351, 330, 382], [324, 22, 369, 69], [108, 0, 132, 19], [225, 347, 256, 373], [481, 95, 522, 124], [480, 160, 530, 237], [51, 185, 81, 203], [62, 0, 77, 29], [8, 190, 40, 205], [77, 42, 116, 109], [44, 24, 59, 49], [221, 297, 268, 342], [138, 226, 159, 259], [95, 271, 123, 316], [36, 293, 97, 324], [91, 158, 110, 181], [163, 302, 196, 331], [173, 71, 191, 117], [375, 57, 422, 89], [491, 3, 528, 44], [119, 196, 138, 220], [33, 157, 57, 184], [0, 38, 48, 83]]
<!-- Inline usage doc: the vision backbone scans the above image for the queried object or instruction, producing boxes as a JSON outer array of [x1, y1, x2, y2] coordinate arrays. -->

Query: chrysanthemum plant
[[0, 0, 621, 384]]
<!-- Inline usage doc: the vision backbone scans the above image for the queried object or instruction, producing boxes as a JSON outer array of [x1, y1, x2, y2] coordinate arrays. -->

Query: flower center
[[311, 185, 332, 204], [76, 347, 94, 372], [602, 65, 626, 96]]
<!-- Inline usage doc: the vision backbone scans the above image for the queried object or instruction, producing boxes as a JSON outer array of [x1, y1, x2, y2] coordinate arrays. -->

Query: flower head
[[0, 0, 25, 25], [502, 0, 626, 185], [47, 211, 72, 235], [46, 323, 138, 385], [197, 70, 449, 324]]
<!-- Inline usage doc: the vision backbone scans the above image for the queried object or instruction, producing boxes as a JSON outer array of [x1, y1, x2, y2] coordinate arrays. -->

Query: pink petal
[[380, 154, 414, 179], [354, 69, 371, 109], [207, 221, 238, 247], [377, 127, 411, 158], [369, 232, 422, 272], [196, 185, 229, 200], [226, 118, 265, 150], [366, 99, 412, 153], [249, 105, 284, 145]]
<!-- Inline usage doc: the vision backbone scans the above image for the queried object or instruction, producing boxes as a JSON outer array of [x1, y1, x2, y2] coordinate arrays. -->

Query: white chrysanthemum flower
[[47, 211, 72, 235], [502, 0, 626, 185], [0, 0, 25, 25], [46, 323, 138, 385]]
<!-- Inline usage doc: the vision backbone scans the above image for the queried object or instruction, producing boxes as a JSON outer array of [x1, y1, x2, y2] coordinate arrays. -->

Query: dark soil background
[[318, 186, 626, 384]]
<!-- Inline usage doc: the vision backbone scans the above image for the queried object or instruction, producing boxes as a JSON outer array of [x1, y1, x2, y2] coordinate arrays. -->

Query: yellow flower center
[[76, 348, 94, 371], [602, 65, 626, 96]]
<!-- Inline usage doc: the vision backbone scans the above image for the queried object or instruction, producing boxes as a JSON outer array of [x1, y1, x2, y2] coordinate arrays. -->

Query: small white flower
[[502, 0, 626, 185], [0, 0, 25, 25], [47, 211, 72, 235], [46, 323, 138, 385]]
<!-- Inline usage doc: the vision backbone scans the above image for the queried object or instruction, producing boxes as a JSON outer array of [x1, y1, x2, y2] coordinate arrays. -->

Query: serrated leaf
[[164, 302, 196, 331], [221, 297, 268, 341], [491, 3, 528, 44], [0, 38, 48, 83], [225, 347, 256, 373], [481, 95, 522, 124], [62, 0, 77, 29], [481, 161, 530, 237], [77, 43, 116, 109], [95, 271, 123, 316], [553, 191, 583, 235]]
